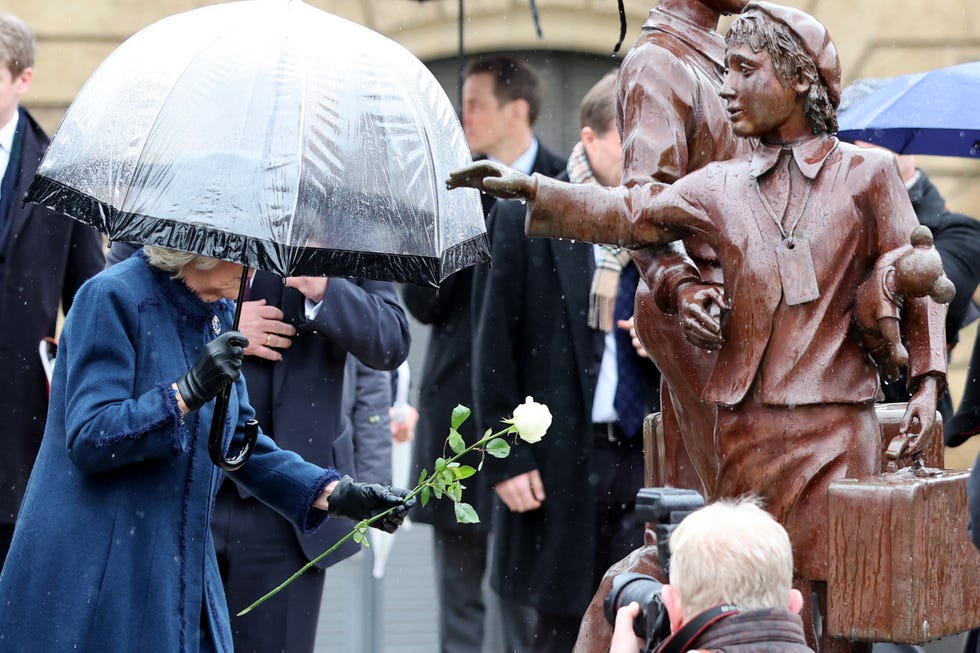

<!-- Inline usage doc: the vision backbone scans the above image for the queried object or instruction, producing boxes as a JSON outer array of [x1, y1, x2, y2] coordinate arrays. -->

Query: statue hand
[[446, 161, 535, 201], [901, 374, 941, 455], [677, 283, 726, 350]]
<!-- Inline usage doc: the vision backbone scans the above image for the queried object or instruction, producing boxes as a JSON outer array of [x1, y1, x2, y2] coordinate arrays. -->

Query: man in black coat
[[470, 72, 661, 653], [403, 54, 565, 653], [0, 13, 105, 565]]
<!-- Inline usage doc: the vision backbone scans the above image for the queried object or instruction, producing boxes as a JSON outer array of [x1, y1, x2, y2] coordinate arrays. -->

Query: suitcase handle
[[885, 433, 912, 465], [885, 434, 942, 476]]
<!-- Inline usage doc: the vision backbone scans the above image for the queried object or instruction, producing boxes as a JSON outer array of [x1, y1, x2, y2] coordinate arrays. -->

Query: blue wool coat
[[0, 253, 338, 652]]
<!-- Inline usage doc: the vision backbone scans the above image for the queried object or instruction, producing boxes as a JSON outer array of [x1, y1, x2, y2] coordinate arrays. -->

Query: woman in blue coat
[[0, 246, 412, 652]]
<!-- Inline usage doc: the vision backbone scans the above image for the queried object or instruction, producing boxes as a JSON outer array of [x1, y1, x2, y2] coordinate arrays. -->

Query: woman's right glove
[[327, 475, 416, 533], [176, 331, 249, 412]]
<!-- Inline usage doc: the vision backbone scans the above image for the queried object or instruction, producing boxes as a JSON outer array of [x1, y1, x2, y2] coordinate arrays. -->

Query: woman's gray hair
[[143, 245, 219, 279]]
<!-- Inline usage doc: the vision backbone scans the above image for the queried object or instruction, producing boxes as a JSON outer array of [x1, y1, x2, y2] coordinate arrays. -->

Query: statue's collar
[[749, 134, 838, 180], [644, 6, 726, 72]]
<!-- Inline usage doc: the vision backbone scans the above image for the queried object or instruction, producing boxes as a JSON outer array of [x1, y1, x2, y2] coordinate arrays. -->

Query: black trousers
[[433, 527, 491, 653], [505, 433, 645, 653], [212, 485, 325, 653]]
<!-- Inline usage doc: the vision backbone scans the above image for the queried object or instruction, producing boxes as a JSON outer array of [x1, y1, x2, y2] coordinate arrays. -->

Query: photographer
[[611, 499, 812, 653]]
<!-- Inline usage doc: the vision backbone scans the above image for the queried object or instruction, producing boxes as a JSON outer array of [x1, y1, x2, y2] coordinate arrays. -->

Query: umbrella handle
[[207, 266, 257, 471], [208, 382, 258, 471]]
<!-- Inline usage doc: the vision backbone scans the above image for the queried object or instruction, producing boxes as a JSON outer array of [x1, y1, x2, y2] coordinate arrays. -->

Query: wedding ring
[[265, 333, 272, 346]]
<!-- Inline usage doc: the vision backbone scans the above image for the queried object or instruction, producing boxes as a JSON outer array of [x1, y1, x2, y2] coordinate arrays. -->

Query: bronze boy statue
[[447, 4, 947, 652]]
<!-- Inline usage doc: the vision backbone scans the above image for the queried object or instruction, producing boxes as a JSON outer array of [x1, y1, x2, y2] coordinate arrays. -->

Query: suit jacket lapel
[[4, 110, 40, 248], [251, 272, 292, 402], [550, 238, 600, 411]]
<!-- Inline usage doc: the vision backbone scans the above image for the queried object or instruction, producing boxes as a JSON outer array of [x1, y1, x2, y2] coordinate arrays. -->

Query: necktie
[[613, 262, 645, 439]]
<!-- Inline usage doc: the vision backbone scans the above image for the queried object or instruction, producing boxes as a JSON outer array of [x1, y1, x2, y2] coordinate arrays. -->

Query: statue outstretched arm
[[446, 160, 537, 200], [526, 175, 688, 248]]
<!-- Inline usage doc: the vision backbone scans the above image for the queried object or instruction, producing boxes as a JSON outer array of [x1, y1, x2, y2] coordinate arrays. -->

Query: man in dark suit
[[211, 272, 409, 653], [0, 13, 105, 565], [470, 72, 661, 653], [403, 54, 565, 653]]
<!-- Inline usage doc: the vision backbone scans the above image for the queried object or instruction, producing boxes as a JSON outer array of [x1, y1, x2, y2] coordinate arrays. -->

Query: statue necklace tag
[[757, 167, 820, 306]]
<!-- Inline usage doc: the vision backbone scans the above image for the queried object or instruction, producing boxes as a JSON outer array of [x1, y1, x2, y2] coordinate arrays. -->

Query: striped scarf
[[567, 141, 631, 332]]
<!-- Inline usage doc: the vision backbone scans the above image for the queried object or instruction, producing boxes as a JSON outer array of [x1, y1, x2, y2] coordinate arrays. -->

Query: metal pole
[[457, 0, 465, 111]]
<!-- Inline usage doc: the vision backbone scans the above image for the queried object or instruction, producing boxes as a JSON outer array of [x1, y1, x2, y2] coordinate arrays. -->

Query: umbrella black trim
[[26, 174, 490, 288]]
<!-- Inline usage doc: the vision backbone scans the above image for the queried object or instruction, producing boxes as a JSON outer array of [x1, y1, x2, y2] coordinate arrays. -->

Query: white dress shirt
[[0, 109, 20, 202]]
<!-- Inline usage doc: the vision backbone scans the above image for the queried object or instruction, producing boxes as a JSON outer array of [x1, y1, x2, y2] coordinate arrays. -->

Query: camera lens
[[603, 572, 665, 639]]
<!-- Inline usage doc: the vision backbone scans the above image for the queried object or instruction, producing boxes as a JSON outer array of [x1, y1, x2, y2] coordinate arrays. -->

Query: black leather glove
[[176, 331, 248, 412], [326, 475, 416, 533]]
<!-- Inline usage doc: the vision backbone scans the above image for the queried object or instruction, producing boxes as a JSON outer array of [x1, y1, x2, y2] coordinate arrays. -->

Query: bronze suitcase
[[827, 465, 980, 643]]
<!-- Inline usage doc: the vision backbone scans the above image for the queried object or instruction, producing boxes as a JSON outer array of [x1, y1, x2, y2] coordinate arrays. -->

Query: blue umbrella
[[837, 61, 980, 158]]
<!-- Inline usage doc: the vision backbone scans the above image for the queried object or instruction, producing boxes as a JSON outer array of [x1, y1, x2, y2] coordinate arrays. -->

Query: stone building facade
[[7, 0, 980, 212]]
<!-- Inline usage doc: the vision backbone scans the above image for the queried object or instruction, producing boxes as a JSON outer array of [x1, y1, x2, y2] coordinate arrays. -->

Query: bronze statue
[[619, 0, 754, 501], [571, 1, 754, 650], [855, 225, 954, 383], [447, 4, 948, 652]]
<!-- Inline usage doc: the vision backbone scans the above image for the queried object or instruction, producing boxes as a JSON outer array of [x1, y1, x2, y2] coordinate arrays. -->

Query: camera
[[603, 571, 669, 645], [603, 487, 705, 650]]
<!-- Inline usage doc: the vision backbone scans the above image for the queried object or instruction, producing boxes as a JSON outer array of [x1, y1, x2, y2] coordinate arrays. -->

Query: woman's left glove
[[326, 475, 416, 533], [176, 331, 249, 411]]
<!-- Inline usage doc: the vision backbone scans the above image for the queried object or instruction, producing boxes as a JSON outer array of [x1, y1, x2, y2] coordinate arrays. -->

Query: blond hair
[[0, 14, 35, 77], [668, 497, 793, 616]]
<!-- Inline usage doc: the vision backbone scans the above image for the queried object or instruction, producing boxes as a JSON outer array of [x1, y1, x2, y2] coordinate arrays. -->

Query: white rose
[[510, 396, 552, 444]]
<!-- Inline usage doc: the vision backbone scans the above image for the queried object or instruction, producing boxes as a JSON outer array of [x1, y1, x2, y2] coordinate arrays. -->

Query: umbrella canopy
[[26, 0, 488, 287], [837, 61, 980, 158]]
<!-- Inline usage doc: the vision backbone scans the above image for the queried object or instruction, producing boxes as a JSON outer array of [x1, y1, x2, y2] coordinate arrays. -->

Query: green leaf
[[420, 485, 431, 506], [448, 483, 463, 502], [454, 502, 480, 524], [451, 404, 471, 430], [485, 438, 511, 458], [433, 486, 443, 499], [435, 457, 447, 472], [448, 429, 466, 455], [454, 465, 477, 479], [417, 468, 428, 486]]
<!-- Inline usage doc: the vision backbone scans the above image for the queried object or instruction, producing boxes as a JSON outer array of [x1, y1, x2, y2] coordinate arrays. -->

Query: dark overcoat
[[0, 107, 105, 525], [0, 254, 336, 652], [404, 144, 565, 531], [472, 198, 659, 616]]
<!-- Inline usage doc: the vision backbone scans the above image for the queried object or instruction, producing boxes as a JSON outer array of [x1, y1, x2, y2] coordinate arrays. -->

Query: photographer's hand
[[610, 602, 645, 653]]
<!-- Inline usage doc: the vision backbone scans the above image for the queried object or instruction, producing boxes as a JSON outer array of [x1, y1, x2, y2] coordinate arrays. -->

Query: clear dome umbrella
[[26, 0, 488, 469]]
